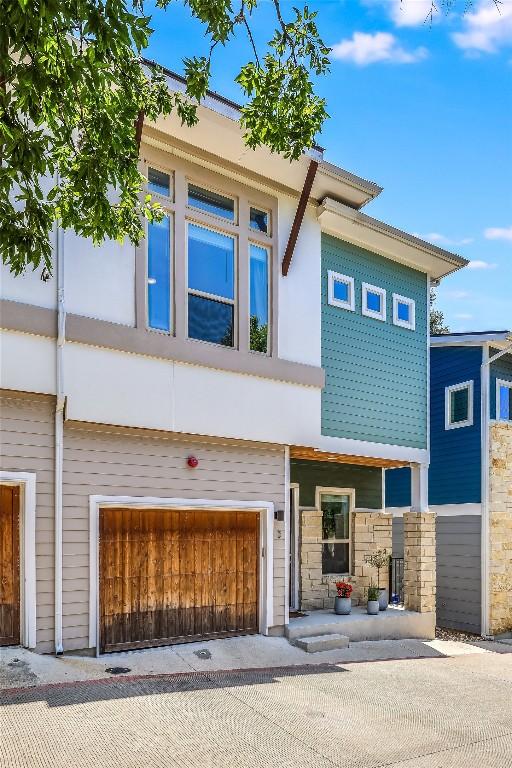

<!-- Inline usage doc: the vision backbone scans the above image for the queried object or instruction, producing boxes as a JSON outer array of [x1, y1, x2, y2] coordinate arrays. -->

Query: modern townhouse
[[387, 331, 512, 637], [0, 67, 466, 655]]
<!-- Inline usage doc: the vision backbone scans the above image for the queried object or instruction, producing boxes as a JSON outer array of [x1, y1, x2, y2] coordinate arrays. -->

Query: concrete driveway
[[1, 643, 512, 767]]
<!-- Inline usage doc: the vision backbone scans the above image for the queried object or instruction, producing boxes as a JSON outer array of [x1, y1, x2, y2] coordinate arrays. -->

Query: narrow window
[[497, 380, 512, 421], [445, 381, 474, 429], [187, 223, 235, 346], [320, 492, 351, 575], [148, 168, 171, 198], [250, 207, 269, 234], [328, 271, 355, 311], [393, 294, 416, 331], [188, 184, 235, 222], [362, 283, 386, 322], [147, 215, 172, 332], [249, 243, 269, 353]]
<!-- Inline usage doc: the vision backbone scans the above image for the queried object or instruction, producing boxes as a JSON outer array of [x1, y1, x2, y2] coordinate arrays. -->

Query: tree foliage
[[430, 288, 449, 335], [1, 0, 330, 276]]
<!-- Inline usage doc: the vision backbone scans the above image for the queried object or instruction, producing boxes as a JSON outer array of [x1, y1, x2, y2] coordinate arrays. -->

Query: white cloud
[[331, 32, 428, 65], [452, 0, 512, 53], [484, 226, 512, 241], [467, 260, 497, 269], [415, 231, 474, 246], [454, 313, 474, 320], [444, 289, 471, 299], [389, 0, 438, 27]]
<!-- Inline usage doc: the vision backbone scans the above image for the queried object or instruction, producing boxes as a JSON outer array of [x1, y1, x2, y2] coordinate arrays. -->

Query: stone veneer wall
[[403, 511, 436, 613], [489, 422, 512, 635], [300, 508, 392, 610]]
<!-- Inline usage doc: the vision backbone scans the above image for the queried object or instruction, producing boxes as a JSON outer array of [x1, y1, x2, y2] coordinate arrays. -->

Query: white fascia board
[[318, 198, 467, 280], [312, 434, 428, 465], [431, 332, 512, 348], [388, 503, 482, 517]]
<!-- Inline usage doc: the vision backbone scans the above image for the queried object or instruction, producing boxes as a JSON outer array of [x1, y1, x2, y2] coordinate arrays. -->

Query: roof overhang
[[142, 63, 382, 208], [290, 446, 409, 469], [318, 197, 468, 280], [431, 331, 512, 348]]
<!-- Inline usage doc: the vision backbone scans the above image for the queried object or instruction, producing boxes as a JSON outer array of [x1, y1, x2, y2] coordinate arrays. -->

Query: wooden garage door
[[99, 508, 259, 653], [0, 485, 20, 647]]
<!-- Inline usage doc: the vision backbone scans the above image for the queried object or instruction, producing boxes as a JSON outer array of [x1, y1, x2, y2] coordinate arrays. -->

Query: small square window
[[445, 381, 474, 430], [148, 167, 171, 198], [393, 294, 416, 330], [362, 283, 386, 322], [328, 271, 355, 311], [497, 380, 512, 421], [250, 207, 269, 234], [188, 183, 235, 221]]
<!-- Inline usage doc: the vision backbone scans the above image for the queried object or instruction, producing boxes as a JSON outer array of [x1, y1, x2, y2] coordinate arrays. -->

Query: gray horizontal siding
[[392, 515, 481, 633]]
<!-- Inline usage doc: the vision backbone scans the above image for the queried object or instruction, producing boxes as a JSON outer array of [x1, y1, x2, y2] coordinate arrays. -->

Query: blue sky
[[144, 0, 511, 332]]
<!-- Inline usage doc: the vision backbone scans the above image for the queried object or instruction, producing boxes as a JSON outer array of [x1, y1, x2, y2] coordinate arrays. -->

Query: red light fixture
[[187, 455, 199, 469]]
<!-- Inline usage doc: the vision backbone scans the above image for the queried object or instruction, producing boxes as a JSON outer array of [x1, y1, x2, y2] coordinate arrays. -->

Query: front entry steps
[[294, 633, 350, 653]]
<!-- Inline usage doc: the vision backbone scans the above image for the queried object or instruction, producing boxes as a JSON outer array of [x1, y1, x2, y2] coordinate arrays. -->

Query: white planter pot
[[367, 600, 379, 616]]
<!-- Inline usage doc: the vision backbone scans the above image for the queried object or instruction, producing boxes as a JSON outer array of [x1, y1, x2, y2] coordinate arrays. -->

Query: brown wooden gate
[[0, 485, 20, 647], [99, 507, 259, 653]]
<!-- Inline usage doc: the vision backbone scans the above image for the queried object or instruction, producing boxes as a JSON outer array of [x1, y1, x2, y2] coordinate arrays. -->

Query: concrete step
[[294, 633, 350, 653]]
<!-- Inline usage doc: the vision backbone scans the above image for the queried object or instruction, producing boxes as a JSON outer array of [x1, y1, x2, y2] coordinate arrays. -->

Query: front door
[[99, 507, 259, 653], [0, 485, 20, 646]]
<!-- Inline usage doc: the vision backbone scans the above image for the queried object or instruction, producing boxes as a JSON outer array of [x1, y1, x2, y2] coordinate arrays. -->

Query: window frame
[[496, 378, 512, 422], [328, 271, 355, 312], [316, 486, 355, 576], [249, 240, 271, 356], [392, 293, 416, 331], [362, 282, 387, 322], [445, 380, 474, 430], [186, 220, 238, 349], [145, 165, 175, 335], [186, 179, 238, 225]]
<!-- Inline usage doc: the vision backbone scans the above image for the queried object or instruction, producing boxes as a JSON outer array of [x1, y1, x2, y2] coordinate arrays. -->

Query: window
[[328, 271, 355, 311], [496, 379, 512, 421], [318, 490, 352, 575], [393, 294, 416, 331], [445, 380, 474, 429], [250, 207, 269, 234], [249, 243, 269, 353], [147, 215, 172, 332], [362, 283, 386, 322], [148, 167, 171, 198], [187, 223, 235, 346], [188, 183, 235, 222]]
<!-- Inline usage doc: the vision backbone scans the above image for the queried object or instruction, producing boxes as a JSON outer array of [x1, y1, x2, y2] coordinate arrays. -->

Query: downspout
[[480, 339, 512, 638], [54, 217, 66, 655]]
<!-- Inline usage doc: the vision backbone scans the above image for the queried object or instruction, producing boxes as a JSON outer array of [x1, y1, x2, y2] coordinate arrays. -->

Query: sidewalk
[[1, 633, 508, 692]]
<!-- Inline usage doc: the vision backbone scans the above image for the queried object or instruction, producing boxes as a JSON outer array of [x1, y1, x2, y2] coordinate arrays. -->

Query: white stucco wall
[[0, 330, 56, 394]]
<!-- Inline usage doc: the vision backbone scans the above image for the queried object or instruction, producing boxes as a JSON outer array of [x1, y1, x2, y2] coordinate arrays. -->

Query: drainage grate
[[105, 667, 131, 675], [193, 649, 212, 660]]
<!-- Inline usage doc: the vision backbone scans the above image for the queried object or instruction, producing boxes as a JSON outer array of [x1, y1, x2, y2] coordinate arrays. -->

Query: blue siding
[[321, 234, 428, 449], [386, 344, 482, 506], [490, 348, 512, 419]]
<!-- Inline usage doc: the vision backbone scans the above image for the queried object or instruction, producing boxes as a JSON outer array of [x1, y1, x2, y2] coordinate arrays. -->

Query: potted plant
[[334, 581, 353, 615], [365, 549, 391, 611], [366, 585, 380, 615]]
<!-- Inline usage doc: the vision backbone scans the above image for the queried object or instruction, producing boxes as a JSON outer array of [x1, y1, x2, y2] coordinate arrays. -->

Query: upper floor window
[[328, 271, 355, 312], [188, 183, 235, 222], [393, 294, 416, 331], [147, 214, 172, 333], [148, 167, 172, 198], [250, 206, 270, 234], [445, 380, 474, 430], [362, 283, 386, 322], [497, 379, 512, 421], [318, 490, 352, 575], [249, 243, 269, 353]]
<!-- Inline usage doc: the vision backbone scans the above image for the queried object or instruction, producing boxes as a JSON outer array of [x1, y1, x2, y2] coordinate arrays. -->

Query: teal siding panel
[[290, 459, 382, 509], [321, 233, 428, 449]]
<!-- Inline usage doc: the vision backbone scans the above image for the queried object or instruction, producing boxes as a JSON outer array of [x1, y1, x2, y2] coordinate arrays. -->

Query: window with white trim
[[496, 379, 512, 421], [328, 271, 355, 311], [319, 490, 352, 574], [445, 380, 474, 429], [362, 283, 386, 322], [393, 294, 416, 331], [147, 168, 173, 333]]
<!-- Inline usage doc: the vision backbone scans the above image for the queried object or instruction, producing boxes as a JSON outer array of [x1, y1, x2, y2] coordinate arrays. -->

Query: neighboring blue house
[[386, 331, 512, 636]]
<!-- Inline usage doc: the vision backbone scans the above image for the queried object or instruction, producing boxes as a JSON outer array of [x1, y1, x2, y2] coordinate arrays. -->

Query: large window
[[445, 380, 474, 430], [318, 491, 352, 575], [187, 223, 235, 346], [497, 379, 512, 421]]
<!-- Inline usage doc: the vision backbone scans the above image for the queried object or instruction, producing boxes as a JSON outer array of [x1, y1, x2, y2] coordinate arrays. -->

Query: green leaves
[[1, 0, 329, 276]]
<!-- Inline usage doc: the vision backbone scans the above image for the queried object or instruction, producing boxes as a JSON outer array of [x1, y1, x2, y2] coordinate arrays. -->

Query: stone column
[[403, 464, 436, 613], [489, 422, 512, 635], [352, 511, 392, 605]]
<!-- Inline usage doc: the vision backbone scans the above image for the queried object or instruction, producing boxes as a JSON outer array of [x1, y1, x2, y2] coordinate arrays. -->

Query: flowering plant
[[335, 581, 353, 598]]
